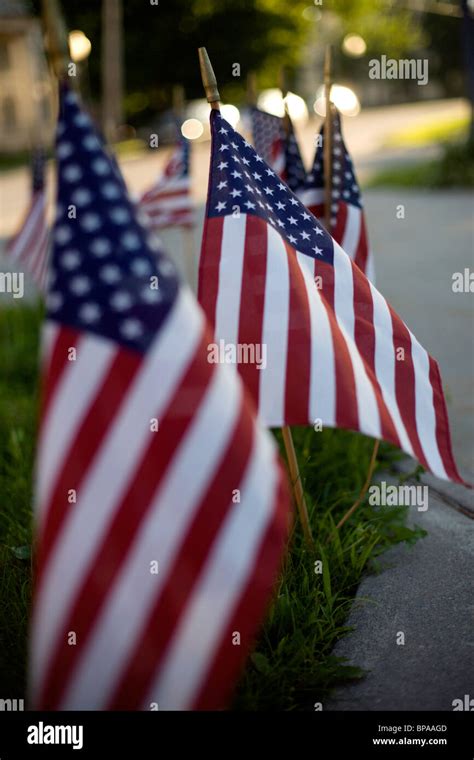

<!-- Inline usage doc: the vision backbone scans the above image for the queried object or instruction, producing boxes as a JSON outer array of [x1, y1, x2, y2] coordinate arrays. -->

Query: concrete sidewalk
[[328, 476, 474, 711]]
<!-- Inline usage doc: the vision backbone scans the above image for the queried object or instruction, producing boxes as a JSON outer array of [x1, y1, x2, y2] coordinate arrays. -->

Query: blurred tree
[[31, 0, 465, 124]]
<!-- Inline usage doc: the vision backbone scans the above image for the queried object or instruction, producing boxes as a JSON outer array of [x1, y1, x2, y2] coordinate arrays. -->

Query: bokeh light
[[342, 34, 367, 58], [313, 84, 361, 117]]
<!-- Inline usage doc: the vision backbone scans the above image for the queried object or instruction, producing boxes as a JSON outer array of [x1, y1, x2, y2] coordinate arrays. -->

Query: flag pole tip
[[198, 47, 221, 107], [42, 0, 70, 78]]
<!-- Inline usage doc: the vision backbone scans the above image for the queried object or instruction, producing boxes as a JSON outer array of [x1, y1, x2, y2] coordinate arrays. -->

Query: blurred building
[[0, 0, 54, 153]]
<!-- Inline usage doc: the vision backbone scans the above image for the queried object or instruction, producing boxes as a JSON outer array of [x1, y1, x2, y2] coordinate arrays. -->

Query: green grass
[[0, 305, 426, 708], [367, 139, 474, 189], [385, 115, 470, 149]]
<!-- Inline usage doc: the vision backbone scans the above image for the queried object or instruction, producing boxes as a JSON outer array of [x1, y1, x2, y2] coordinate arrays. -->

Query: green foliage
[[234, 428, 425, 710], [367, 138, 474, 188], [0, 304, 41, 697], [0, 306, 425, 708]]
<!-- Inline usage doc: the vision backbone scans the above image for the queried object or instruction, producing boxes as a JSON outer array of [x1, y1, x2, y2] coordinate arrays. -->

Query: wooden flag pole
[[198, 47, 313, 548], [42, 0, 70, 81], [323, 45, 333, 231], [279, 65, 314, 549], [173, 84, 196, 290], [321, 44, 380, 538], [246, 71, 258, 107]]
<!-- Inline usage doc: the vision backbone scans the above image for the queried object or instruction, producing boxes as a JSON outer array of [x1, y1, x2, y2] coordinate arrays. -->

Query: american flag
[[198, 110, 464, 485], [29, 85, 290, 711], [300, 108, 375, 281], [139, 137, 194, 230], [6, 149, 50, 289], [250, 107, 305, 193], [250, 107, 286, 176]]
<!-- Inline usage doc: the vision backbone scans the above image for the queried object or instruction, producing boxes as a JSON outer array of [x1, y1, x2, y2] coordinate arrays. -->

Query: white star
[[90, 237, 112, 256], [343, 190, 350, 198], [278, 183, 286, 191], [219, 144, 229, 152], [301, 211, 311, 220], [141, 287, 162, 304], [263, 187, 274, 195], [258, 200, 265, 209], [289, 197, 298, 206], [83, 134, 100, 151], [242, 157, 250, 166], [130, 258, 152, 276], [265, 168, 274, 176], [255, 155, 264, 163], [288, 234, 297, 244], [276, 201, 285, 210], [80, 213, 101, 232], [217, 181, 227, 190], [70, 275, 91, 295], [47, 292, 63, 312], [252, 172, 262, 180], [243, 140, 251, 148], [92, 158, 111, 175], [217, 161, 228, 170], [111, 291, 133, 311], [100, 265, 121, 283], [215, 201, 226, 211], [79, 302, 101, 323], [61, 250, 81, 270], [71, 188, 92, 207], [157, 259, 175, 276], [55, 225, 73, 245], [121, 231, 141, 250], [333, 147, 341, 156], [331, 203, 339, 212], [101, 182, 121, 200], [301, 231, 310, 240], [73, 111, 90, 128], [313, 245, 323, 255], [219, 127, 228, 135], [314, 226, 324, 236], [254, 187, 262, 196], [231, 155, 240, 163], [333, 162, 341, 170], [230, 189, 242, 198], [244, 200, 256, 209], [245, 184, 254, 193], [120, 318, 143, 338], [288, 216, 297, 225], [231, 170, 242, 179], [63, 164, 82, 183], [231, 142, 238, 149], [276, 219, 285, 228], [57, 142, 74, 159]]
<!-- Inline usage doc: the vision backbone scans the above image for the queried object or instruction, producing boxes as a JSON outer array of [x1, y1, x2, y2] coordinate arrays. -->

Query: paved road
[[328, 476, 474, 711]]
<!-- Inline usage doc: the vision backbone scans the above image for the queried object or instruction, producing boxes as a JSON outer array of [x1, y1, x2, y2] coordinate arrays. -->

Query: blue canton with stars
[[284, 123, 306, 194], [48, 84, 179, 354], [305, 109, 362, 226], [208, 110, 333, 265]]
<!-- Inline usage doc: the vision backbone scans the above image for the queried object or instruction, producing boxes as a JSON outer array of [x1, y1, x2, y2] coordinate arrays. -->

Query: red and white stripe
[[199, 213, 464, 485], [298, 187, 375, 283], [139, 151, 194, 231], [30, 288, 290, 710], [6, 190, 50, 290]]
